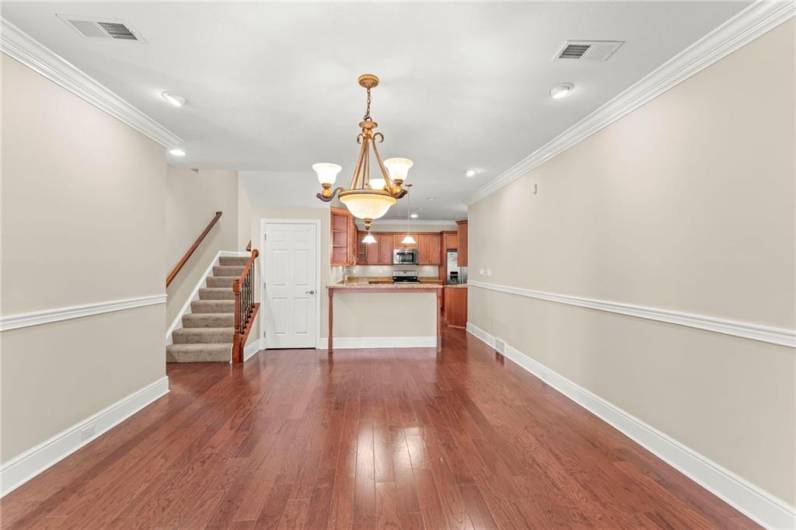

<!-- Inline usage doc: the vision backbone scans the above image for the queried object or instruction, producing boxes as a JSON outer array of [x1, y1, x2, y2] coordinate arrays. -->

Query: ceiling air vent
[[57, 14, 144, 42], [555, 40, 623, 61]]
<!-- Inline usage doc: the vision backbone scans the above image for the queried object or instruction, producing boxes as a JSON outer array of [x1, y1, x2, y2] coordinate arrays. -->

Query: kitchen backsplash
[[347, 265, 439, 278]]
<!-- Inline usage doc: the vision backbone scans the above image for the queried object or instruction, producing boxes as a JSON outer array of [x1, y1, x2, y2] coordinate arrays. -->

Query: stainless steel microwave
[[393, 248, 418, 265]]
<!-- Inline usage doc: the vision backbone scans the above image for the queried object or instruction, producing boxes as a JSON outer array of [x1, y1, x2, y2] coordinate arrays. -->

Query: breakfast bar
[[327, 282, 443, 353]]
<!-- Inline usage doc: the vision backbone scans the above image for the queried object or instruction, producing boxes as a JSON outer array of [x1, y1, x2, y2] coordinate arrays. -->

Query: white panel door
[[264, 222, 317, 348]]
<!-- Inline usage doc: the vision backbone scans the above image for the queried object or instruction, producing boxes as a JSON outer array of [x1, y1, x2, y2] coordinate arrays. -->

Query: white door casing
[[263, 221, 319, 348]]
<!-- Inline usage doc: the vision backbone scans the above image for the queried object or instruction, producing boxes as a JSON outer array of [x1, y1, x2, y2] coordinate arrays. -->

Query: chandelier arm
[[350, 135, 369, 190], [371, 139, 396, 187], [363, 138, 371, 189]]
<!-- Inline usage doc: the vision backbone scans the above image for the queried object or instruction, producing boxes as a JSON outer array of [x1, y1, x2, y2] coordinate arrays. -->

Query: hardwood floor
[[1, 327, 757, 529]]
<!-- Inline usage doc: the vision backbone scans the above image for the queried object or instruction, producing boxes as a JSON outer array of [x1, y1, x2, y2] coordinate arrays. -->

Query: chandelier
[[313, 74, 412, 229]]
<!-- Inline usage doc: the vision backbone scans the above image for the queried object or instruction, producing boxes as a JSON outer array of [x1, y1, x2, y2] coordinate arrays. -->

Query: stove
[[392, 270, 419, 283]]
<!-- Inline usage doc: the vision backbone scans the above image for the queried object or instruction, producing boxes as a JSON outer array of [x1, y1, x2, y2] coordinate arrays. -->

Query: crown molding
[[360, 219, 460, 228], [469, 280, 795, 348], [469, 0, 795, 204], [0, 17, 183, 148]]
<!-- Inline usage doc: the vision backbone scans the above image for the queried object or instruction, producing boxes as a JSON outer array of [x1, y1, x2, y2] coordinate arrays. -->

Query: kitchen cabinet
[[418, 234, 441, 265], [378, 234, 394, 264], [443, 231, 458, 252], [393, 233, 418, 250], [457, 220, 468, 267], [331, 207, 356, 266], [444, 286, 468, 327]]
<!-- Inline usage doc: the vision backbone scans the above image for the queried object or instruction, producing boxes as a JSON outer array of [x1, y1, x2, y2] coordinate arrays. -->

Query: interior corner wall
[[0, 54, 167, 463], [468, 20, 795, 506], [165, 168, 239, 326]]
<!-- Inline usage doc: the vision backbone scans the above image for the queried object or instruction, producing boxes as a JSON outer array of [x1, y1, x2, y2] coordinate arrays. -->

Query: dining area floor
[[1, 327, 755, 529]]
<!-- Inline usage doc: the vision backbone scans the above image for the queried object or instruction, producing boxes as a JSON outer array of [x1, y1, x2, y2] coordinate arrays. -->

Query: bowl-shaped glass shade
[[362, 232, 377, 244], [339, 190, 396, 220], [312, 163, 342, 185]]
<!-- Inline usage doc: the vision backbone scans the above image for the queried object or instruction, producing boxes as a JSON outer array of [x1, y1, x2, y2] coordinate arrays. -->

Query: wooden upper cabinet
[[365, 234, 380, 264], [443, 231, 458, 252], [331, 207, 357, 266], [418, 234, 441, 265], [457, 220, 468, 267], [393, 233, 418, 250], [378, 234, 394, 265]]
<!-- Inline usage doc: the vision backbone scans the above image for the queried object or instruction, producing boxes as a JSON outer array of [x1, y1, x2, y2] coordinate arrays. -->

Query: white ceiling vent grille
[[57, 14, 144, 42], [555, 40, 624, 61]]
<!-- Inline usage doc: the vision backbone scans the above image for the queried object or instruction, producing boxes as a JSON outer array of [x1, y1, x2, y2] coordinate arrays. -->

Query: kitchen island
[[327, 281, 443, 353]]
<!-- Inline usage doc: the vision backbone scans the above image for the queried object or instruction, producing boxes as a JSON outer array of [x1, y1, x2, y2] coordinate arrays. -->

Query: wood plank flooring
[[1, 327, 757, 529]]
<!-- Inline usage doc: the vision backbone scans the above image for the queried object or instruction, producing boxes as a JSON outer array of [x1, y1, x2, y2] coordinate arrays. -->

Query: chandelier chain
[[363, 87, 372, 121]]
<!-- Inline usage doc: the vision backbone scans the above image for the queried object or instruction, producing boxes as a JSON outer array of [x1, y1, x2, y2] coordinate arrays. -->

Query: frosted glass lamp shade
[[369, 177, 386, 190], [362, 232, 377, 244], [384, 158, 413, 182], [401, 234, 416, 245], [339, 190, 396, 221], [312, 163, 342, 185]]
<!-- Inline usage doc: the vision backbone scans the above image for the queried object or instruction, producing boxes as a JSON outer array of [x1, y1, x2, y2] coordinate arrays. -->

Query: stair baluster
[[232, 249, 260, 363]]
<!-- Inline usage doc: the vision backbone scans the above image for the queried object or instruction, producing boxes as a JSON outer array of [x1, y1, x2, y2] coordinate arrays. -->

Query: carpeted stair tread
[[219, 256, 250, 266], [182, 313, 234, 328], [191, 300, 235, 314], [198, 287, 235, 300], [213, 266, 244, 277], [166, 343, 231, 363], [206, 276, 235, 288], [172, 327, 234, 344]]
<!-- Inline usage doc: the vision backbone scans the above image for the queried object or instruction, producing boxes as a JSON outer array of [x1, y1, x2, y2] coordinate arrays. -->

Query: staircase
[[167, 256, 250, 362]]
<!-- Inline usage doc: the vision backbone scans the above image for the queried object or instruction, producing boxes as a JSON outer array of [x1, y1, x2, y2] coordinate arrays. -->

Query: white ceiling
[[2, 1, 750, 219]]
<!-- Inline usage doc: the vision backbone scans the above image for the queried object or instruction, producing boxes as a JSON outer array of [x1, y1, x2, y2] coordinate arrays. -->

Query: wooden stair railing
[[166, 211, 223, 287], [232, 248, 260, 363]]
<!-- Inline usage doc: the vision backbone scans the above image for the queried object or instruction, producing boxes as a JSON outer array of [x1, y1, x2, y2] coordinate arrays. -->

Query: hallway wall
[[166, 168, 239, 326], [468, 20, 795, 506], [0, 54, 167, 463]]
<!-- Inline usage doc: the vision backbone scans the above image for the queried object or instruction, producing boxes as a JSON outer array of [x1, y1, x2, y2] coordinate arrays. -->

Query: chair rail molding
[[468, 0, 795, 204], [469, 280, 796, 348], [466, 322, 796, 529], [0, 295, 167, 332], [0, 17, 183, 148]]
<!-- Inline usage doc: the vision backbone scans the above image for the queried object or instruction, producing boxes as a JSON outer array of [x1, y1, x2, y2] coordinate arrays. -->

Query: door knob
[[306, 290, 316, 295]]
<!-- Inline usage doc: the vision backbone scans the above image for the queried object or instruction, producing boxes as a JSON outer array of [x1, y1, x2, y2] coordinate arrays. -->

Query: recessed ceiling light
[[169, 148, 186, 157], [426, 196, 438, 201], [465, 169, 477, 178], [410, 213, 419, 219], [161, 91, 186, 108], [550, 83, 574, 100]]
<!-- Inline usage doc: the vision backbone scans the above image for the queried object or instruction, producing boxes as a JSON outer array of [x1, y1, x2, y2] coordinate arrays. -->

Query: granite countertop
[[329, 278, 442, 289], [444, 283, 468, 289]]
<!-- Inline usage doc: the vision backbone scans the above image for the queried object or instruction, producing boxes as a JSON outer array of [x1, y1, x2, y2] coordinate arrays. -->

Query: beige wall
[[469, 21, 795, 505], [166, 168, 239, 326], [0, 54, 167, 461], [332, 292, 437, 338]]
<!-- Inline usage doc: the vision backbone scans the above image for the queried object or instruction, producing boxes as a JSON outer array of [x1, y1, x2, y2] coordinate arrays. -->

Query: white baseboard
[[318, 336, 437, 349], [466, 322, 795, 529], [243, 338, 264, 361], [0, 376, 169, 497]]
